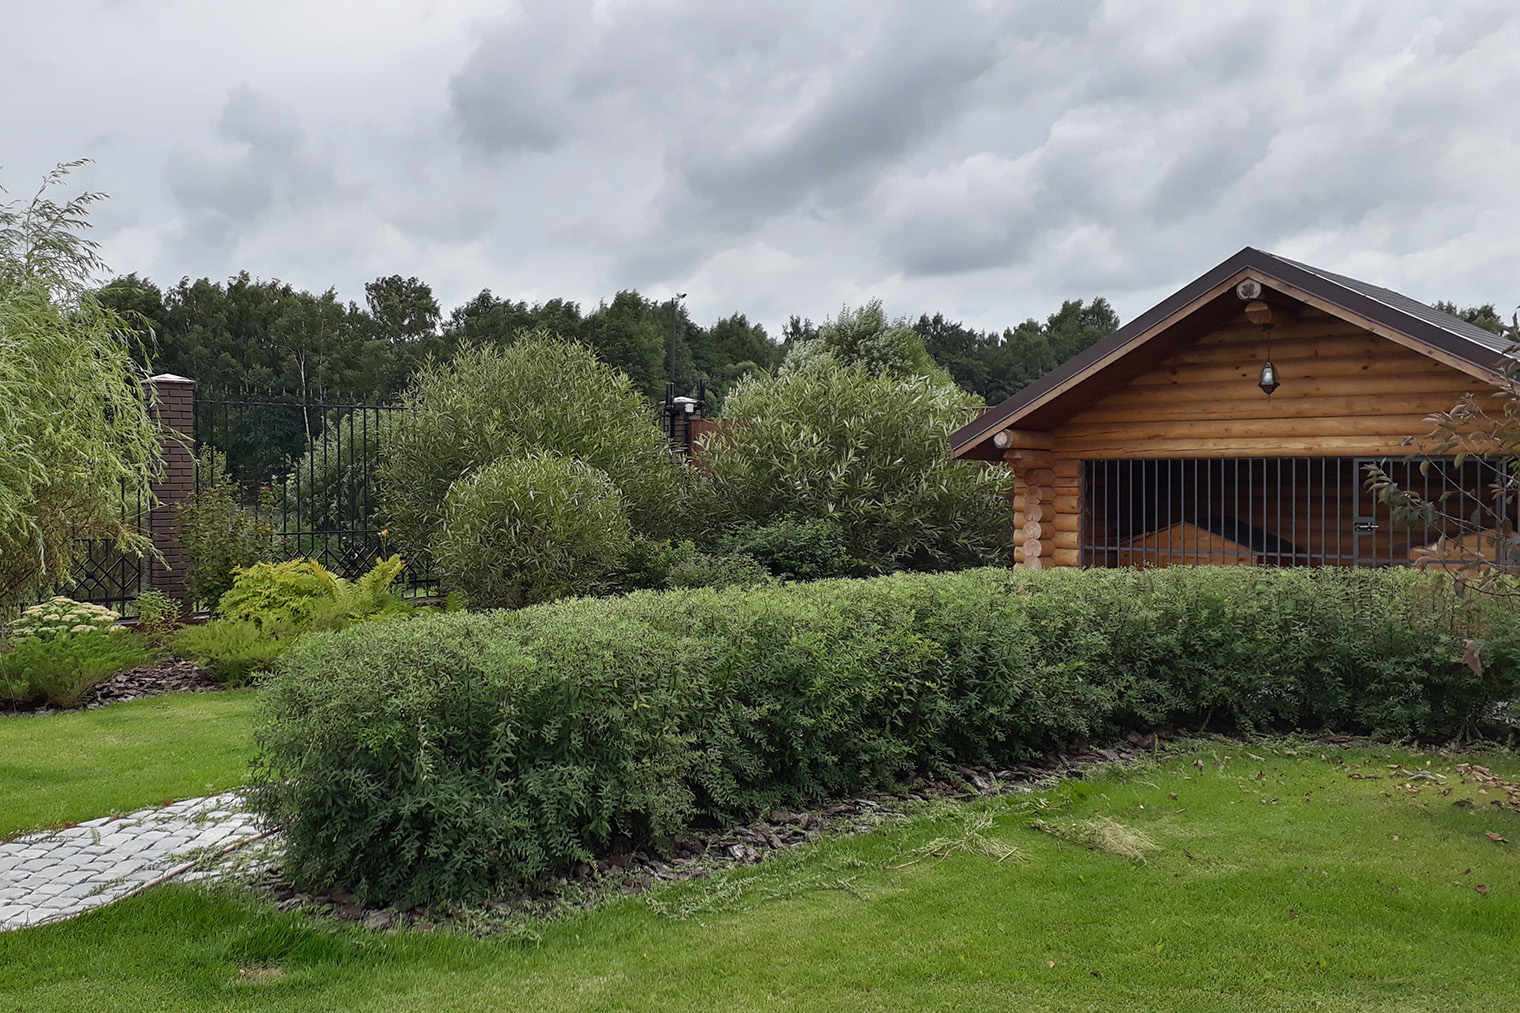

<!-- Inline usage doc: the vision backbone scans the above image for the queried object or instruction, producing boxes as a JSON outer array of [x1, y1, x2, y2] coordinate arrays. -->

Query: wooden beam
[[1002, 449, 1056, 470], [991, 429, 1052, 451], [1054, 435, 1452, 458], [1069, 391, 1484, 425], [1091, 375, 1489, 405]]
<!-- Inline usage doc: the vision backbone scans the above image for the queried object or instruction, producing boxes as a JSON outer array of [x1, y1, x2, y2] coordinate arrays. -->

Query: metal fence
[[194, 399, 438, 596], [1081, 456, 1516, 569], [55, 481, 150, 613]]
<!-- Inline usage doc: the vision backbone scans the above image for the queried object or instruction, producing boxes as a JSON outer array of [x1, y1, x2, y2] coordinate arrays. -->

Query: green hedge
[[250, 567, 1519, 904]]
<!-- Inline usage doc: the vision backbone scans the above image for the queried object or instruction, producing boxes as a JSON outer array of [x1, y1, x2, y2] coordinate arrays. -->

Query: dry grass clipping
[[1031, 816, 1158, 860], [888, 810, 1024, 869]]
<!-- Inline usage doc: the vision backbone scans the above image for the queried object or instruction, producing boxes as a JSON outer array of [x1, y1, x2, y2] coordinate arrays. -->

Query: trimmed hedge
[[250, 567, 1519, 904]]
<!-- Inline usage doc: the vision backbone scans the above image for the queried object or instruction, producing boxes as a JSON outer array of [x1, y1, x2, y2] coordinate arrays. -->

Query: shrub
[[433, 456, 631, 609], [217, 555, 409, 631], [664, 551, 773, 590], [250, 566, 1520, 904], [380, 336, 693, 560], [132, 589, 183, 643], [0, 628, 151, 707], [715, 517, 854, 580], [178, 448, 275, 608], [171, 619, 293, 686], [781, 299, 953, 384], [8, 596, 119, 642], [611, 536, 774, 593], [703, 364, 1015, 573]]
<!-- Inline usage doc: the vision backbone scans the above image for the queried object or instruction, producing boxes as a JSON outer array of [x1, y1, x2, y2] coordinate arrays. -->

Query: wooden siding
[[1046, 308, 1500, 459]]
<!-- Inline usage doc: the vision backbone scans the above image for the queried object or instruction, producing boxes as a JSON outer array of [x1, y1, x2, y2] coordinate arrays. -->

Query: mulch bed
[[245, 739, 1167, 933], [0, 658, 222, 718]]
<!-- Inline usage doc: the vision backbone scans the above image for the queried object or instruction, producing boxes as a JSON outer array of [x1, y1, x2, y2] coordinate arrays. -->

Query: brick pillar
[[147, 374, 196, 612]]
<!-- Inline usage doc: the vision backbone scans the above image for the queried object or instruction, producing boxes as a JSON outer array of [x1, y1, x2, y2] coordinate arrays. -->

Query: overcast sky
[[3, 0, 1516, 336]]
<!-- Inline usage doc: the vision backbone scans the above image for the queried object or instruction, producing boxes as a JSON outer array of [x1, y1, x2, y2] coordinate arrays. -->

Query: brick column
[[147, 374, 196, 612]]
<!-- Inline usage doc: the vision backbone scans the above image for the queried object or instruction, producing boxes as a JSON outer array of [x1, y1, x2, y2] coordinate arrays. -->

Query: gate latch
[[1353, 518, 1379, 534]]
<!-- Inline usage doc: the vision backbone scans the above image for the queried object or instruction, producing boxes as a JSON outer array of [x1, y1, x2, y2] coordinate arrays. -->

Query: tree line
[[97, 271, 1122, 409]]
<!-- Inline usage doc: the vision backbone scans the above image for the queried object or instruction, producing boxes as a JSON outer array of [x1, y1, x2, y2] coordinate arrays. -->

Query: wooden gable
[[1048, 305, 1497, 459], [953, 247, 1511, 462]]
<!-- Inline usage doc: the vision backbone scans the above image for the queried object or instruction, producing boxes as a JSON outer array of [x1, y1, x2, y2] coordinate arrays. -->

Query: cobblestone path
[[0, 793, 269, 932]]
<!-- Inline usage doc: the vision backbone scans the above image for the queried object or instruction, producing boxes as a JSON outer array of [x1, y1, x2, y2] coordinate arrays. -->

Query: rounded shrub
[[704, 363, 1015, 573], [379, 335, 692, 558], [434, 455, 632, 609]]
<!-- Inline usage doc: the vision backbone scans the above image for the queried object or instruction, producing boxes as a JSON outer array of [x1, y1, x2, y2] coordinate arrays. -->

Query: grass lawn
[[2, 738, 1518, 1011], [0, 690, 260, 838]]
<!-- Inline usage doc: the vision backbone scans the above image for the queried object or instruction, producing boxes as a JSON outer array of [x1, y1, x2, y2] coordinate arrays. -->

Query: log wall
[[1046, 307, 1499, 459]]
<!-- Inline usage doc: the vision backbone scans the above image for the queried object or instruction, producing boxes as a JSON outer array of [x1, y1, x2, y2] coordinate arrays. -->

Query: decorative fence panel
[[57, 482, 150, 613], [194, 399, 437, 598]]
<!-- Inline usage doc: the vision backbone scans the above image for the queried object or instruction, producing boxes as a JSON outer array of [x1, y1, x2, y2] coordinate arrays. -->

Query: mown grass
[[2, 738, 1518, 1011], [0, 690, 259, 838]]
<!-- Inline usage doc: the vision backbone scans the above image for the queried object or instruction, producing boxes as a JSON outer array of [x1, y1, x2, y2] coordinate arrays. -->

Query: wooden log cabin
[[950, 248, 1515, 570]]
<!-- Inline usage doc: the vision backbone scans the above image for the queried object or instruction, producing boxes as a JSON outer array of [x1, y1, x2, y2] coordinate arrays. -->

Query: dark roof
[[1271, 255, 1511, 356], [951, 246, 1512, 458]]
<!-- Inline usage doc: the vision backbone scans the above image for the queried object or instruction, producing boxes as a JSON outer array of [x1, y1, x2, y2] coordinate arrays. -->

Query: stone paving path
[[0, 793, 271, 932]]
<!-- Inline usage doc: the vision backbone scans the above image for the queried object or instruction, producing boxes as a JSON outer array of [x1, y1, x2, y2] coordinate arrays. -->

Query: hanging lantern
[[1258, 360, 1279, 396]]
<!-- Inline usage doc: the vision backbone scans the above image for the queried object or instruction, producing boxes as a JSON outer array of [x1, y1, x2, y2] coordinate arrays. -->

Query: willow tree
[[0, 162, 161, 607]]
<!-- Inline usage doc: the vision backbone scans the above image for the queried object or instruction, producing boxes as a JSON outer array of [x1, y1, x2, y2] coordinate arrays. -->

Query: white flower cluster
[[9, 596, 121, 643]]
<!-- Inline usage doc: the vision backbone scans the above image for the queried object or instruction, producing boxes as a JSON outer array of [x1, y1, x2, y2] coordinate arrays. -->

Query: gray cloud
[[2, 0, 1516, 340]]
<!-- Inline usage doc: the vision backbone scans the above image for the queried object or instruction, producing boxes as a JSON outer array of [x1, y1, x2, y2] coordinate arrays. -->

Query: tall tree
[[0, 163, 161, 605], [1433, 301, 1510, 335], [916, 297, 1119, 404]]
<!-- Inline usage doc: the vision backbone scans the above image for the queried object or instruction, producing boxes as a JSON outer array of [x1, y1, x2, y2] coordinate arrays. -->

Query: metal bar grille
[[1081, 456, 1516, 569], [194, 399, 438, 597]]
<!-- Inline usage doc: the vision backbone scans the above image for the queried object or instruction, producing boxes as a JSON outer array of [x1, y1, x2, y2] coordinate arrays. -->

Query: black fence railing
[[51, 480, 149, 614], [195, 399, 438, 597]]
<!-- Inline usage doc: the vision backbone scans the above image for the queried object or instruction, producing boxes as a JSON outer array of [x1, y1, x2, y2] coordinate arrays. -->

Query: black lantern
[[1258, 360, 1279, 396]]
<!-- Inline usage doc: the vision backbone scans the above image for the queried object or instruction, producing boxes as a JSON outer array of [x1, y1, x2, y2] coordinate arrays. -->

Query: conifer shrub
[[251, 566, 1520, 905], [433, 455, 632, 609]]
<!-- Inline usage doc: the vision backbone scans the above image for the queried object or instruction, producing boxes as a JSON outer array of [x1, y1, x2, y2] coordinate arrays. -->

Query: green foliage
[[8, 596, 119, 642], [170, 619, 293, 686], [716, 518, 854, 581], [611, 536, 774, 593], [434, 456, 632, 609], [703, 364, 1015, 573], [131, 590, 183, 642], [177, 447, 276, 608], [664, 551, 773, 590], [915, 298, 1120, 404], [216, 555, 410, 631], [0, 163, 162, 605], [380, 336, 693, 557], [250, 566, 1519, 904], [1432, 300, 1510, 335], [0, 628, 150, 707], [1364, 313, 1520, 581], [782, 300, 951, 384]]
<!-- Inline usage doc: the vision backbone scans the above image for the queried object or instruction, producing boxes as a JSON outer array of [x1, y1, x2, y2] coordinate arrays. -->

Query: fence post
[[147, 374, 196, 613]]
